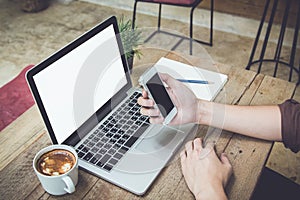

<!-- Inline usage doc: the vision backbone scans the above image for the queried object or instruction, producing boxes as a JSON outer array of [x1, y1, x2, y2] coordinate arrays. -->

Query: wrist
[[195, 183, 227, 200], [196, 100, 213, 125]]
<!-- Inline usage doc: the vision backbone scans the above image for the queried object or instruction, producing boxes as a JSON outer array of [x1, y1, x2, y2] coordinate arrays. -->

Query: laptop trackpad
[[135, 125, 185, 158]]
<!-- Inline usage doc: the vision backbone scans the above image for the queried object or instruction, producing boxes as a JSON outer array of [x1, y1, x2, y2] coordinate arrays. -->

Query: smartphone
[[139, 67, 177, 125]]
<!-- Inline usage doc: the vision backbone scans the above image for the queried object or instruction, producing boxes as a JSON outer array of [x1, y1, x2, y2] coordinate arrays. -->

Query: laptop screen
[[27, 17, 131, 145]]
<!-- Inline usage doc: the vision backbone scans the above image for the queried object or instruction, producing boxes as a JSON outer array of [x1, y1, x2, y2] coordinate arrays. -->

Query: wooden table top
[[0, 48, 296, 200]]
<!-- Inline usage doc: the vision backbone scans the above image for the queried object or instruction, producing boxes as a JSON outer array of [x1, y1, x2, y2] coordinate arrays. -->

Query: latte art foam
[[37, 149, 76, 176]]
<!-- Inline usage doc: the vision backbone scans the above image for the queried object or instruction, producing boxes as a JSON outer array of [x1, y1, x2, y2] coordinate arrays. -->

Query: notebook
[[26, 16, 197, 195], [154, 57, 228, 101]]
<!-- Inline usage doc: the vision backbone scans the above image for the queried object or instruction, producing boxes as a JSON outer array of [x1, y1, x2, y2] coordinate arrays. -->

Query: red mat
[[0, 65, 35, 131]]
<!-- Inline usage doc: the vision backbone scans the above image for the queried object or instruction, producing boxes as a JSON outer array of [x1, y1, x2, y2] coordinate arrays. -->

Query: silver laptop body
[[26, 16, 197, 195]]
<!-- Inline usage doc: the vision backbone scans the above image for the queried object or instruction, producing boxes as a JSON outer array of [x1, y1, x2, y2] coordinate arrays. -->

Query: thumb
[[220, 153, 233, 187], [159, 73, 178, 88]]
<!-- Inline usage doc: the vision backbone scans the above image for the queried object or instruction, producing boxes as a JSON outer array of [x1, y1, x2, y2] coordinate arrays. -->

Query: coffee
[[36, 149, 76, 176]]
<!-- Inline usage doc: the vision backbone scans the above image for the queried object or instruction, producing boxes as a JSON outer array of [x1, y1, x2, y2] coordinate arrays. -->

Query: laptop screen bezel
[[26, 16, 132, 145]]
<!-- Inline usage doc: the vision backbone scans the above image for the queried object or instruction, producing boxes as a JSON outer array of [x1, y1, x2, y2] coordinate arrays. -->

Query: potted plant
[[118, 16, 143, 72]]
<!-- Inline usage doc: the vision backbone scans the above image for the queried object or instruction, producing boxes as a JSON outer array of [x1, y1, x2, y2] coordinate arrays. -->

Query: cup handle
[[62, 176, 75, 193]]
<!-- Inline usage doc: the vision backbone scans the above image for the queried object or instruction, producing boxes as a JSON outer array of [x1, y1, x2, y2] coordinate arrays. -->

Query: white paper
[[154, 57, 228, 101]]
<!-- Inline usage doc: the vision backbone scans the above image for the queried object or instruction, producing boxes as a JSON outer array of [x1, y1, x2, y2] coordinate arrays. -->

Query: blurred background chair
[[246, 0, 300, 85], [132, 0, 214, 55]]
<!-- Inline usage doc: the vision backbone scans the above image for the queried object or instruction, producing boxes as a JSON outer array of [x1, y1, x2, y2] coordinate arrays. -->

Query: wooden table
[[0, 48, 296, 200]]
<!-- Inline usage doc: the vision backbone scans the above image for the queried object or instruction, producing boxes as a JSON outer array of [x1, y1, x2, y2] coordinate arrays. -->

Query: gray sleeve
[[278, 99, 300, 153]]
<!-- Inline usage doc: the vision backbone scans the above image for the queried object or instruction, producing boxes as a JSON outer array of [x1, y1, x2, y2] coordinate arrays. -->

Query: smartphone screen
[[146, 73, 174, 118]]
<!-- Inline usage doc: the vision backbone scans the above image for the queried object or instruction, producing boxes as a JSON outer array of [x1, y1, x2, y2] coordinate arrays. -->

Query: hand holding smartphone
[[139, 67, 177, 125]]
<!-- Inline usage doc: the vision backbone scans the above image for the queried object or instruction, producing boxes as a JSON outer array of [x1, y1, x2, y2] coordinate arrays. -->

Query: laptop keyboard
[[76, 92, 150, 172]]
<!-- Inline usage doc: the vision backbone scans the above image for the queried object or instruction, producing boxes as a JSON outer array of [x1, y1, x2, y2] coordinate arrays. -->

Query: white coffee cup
[[33, 144, 78, 195]]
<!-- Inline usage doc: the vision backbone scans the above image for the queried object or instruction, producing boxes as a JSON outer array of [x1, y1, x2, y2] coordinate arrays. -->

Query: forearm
[[197, 100, 282, 141]]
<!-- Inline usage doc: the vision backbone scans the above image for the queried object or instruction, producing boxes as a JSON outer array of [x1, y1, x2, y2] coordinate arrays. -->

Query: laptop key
[[139, 115, 147, 121], [126, 120, 134, 125], [113, 143, 121, 150], [124, 136, 138, 148], [117, 138, 126, 145], [110, 128, 118, 133], [90, 157, 99, 164], [108, 158, 118, 166], [104, 143, 112, 149], [94, 153, 102, 160], [102, 127, 109, 133], [80, 92, 150, 172], [118, 146, 129, 154], [99, 149, 107, 155], [113, 134, 121, 139], [81, 146, 89, 153], [115, 123, 122, 129], [122, 134, 130, 140], [131, 106, 139, 112], [124, 115, 130, 120], [108, 148, 116, 155], [124, 123, 150, 148], [101, 137, 109, 143], [122, 124, 130, 130], [131, 116, 138, 121], [91, 147, 99, 153], [131, 125, 139, 131], [109, 138, 117, 145], [78, 151, 85, 158], [96, 154, 110, 167], [113, 152, 123, 160], [92, 136, 100, 143], [103, 164, 113, 171], [107, 123, 114, 128], [87, 141, 95, 148], [96, 141, 104, 148], [135, 111, 142, 117], [106, 133, 113, 138], [135, 120, 142, 126], [83, 152, 94, 161], [126, 129, 134, 135]]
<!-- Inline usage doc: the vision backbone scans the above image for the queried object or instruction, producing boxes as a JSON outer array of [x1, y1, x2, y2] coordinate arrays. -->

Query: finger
[[140, 107, 160, 117], [180, 150, 187, 168], [199, 141, 215, 159], [221, 153, 232, 169], [137, 96, 154, 107], [193, 138, 203, 152], [142, 90, 148, 98], [149, 116, 164, 124], [185, 140, 194, 156], [180, 150, 187, 175], [220, 153, 233, 186], [180, 150, 186, 160]]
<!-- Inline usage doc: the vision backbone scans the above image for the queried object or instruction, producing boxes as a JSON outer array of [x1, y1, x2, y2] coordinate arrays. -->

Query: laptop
[[26, 16, 197, 195]]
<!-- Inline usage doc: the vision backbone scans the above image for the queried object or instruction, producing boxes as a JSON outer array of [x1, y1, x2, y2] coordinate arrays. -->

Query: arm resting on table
[[198, 99, 300, 153], [198, 101, 282, 141]]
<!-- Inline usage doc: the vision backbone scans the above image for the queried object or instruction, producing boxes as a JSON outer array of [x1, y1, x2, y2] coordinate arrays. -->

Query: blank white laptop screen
[[33, 25, 127, 144]]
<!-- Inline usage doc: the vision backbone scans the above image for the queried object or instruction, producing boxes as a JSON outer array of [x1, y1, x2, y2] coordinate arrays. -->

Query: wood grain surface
[[0, 50, 296, 200]]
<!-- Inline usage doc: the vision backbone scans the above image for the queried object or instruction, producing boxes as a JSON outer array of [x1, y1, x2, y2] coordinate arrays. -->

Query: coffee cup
[[33, 144, 78, 195]]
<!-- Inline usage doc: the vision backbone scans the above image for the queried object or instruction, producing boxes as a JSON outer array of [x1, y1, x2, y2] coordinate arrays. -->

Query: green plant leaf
[[118, 15, 143, 59]]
